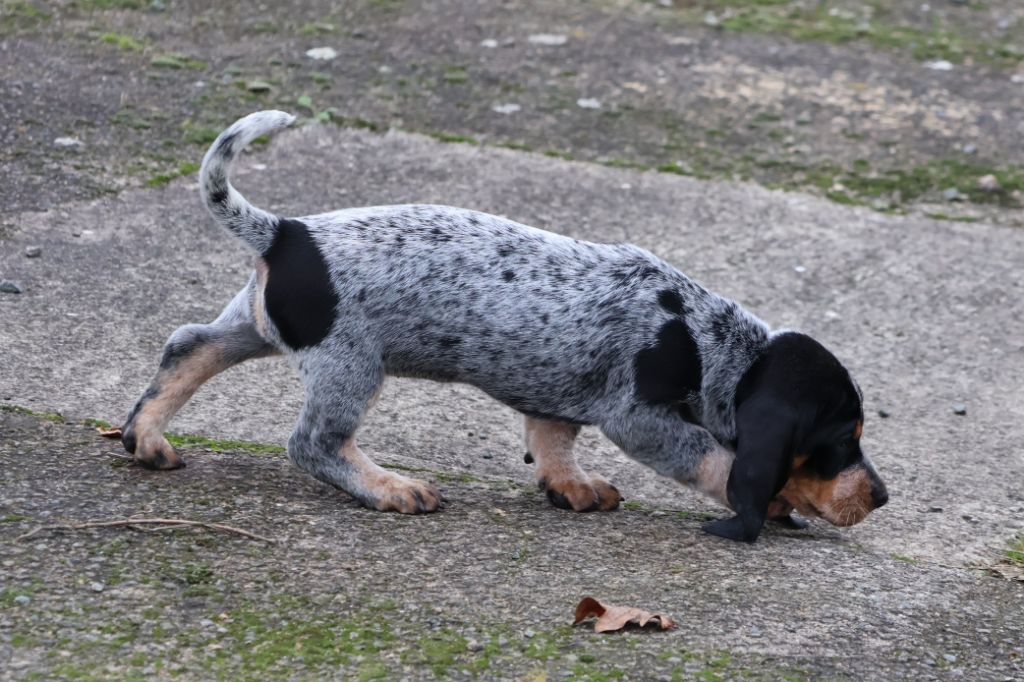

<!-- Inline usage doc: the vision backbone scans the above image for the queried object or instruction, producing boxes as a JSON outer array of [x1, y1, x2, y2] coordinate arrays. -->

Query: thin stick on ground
[[15, 518, 276, 544]]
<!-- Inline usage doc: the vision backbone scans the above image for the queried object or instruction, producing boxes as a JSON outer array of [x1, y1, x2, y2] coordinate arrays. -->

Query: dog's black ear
[[702, 393, 794, 543]]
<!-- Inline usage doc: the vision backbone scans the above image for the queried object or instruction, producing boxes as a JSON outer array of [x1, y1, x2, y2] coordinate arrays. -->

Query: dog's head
[[704, 331, 888, 542]]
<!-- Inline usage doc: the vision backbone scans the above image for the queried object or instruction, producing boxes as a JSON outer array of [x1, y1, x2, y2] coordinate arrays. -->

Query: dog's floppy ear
[[702, 392, 794, 542]]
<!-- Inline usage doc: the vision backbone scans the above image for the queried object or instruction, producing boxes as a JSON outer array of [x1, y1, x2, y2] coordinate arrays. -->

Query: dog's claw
[[770, 513, 809, 530]]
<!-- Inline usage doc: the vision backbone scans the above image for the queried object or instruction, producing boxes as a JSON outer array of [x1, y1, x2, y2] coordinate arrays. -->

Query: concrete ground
[[2, 1, 1023, 680]]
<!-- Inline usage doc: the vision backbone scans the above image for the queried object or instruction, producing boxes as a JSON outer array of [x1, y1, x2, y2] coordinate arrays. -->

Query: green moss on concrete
[[687, 1, 1024, 67], [98, 31, 144, 51], [164, 432, 286, 455], [0, 403, 65, 423], [150, 53, 208, 71]]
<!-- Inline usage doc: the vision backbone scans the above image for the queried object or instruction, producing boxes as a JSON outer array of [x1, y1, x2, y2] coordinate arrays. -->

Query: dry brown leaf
[[97, 426, 122, 439], [573, 596, 676, 633]]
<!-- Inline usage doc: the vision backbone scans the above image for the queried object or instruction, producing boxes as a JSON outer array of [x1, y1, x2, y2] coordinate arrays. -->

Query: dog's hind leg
[[122, 286, 277, 469], [287, 353, 442, 514], [524, 416, 622, 512]]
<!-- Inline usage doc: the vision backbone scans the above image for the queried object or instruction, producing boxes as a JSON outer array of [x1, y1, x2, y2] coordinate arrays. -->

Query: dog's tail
[[200, 110, 296, 253]]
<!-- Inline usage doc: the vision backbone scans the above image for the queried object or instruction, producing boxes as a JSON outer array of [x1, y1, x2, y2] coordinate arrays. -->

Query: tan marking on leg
[[524, 416, 621, 512], [130, 345, 234, 469], [252, 259, 270, 337], [338, 438, 441, 514], [693, 445, 734, 507]]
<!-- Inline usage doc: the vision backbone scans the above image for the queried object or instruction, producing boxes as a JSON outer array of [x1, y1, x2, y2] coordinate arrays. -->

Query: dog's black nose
[[871, 484, 889, 509]]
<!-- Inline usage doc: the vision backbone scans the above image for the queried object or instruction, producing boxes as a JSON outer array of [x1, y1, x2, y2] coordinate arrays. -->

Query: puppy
[[122, 111, 888, 542]]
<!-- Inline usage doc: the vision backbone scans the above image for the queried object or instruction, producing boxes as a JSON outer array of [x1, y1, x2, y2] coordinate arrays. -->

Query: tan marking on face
[[778, 465, 874, 527], [694, 446, 734, 507], [853, 420, 863, 441]]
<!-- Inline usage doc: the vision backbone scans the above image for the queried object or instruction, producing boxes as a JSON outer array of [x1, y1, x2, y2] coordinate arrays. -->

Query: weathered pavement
[[2, 1, 1024, 680], [2, 122, 1023, 681]]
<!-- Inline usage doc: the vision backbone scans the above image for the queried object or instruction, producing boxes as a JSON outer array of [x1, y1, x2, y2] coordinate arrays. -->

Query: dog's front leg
[[599, 405, 734, 509]]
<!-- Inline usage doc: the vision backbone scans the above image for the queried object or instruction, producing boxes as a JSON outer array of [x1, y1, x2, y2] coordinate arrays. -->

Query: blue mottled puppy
[[122, 111, 888, 542]]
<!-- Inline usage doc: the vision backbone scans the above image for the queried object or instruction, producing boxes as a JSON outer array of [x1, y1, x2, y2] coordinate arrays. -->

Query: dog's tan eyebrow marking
[[853, 420, 863, 440]]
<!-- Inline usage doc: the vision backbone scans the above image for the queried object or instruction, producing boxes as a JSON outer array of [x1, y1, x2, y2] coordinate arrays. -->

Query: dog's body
[[122, 111, 887, 542]]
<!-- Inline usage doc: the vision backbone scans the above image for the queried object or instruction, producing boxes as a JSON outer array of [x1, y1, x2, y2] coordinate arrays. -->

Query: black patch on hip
[[634, 319, 702, 405], [264, 218, 339, 349]]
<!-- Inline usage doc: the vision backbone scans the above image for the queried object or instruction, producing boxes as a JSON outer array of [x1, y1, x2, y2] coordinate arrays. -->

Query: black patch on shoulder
[[263, 218, 339, 349], [634, 319, 702, 405], [657, 289, 683, 315], [438, 336, 462, 348], [502, 270, 516, 282]]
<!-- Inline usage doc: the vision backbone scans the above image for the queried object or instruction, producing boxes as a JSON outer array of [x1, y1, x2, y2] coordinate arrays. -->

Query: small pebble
[[89, 581, 105, 593], [527, 34, 567, 46], [305, 47, 338, 61], [479, 39, 498, 49], [24, 246, 41, 258], [977, 174, 1001, 192], [928, 506, 943, 513], [794, 265, 807, 273], [246, 80, 272, 93], [14, 595, 31, 605], [53, 137, 83, 147], [943, 187, 963, 202], [952, 403, 967, 415], [467, 639, 483, 652], [925, 59, 954, 71], [878, 409, 891, 418], [944, 654, 958, 663], [576, 98, 601, 109], [0, 280, 23, 294], [492, 103, 521, 115], [524, 629, 535, 639], [961, 143, 977, 154]]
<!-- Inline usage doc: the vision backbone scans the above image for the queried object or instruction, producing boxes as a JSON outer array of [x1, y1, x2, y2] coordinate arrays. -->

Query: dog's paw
[[539, 474, 622, 512], [369, 473, 442, 514], [123, 428, 186, 470]]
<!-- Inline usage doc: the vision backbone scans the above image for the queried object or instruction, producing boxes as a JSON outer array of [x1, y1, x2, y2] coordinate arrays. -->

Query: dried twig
[[16, 518, 276, 544]]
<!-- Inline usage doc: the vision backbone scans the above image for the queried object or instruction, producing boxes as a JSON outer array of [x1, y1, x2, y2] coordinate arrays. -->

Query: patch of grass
[[0, 403, 65, 423], [1006, 535, 1024, 564], [298, 21, 337, 36], [150, 53, 207, 70], [164, 432, 286, 455], [432, 131, 478, 145], [925, 212, 980, 223], [1, 514, 29, 523], [441, 65, 470, 84], [622, 500, 647, 511], [181, 121, 220, 145], [98, 31, 144, 51], [691, 1, 1024, 66], [401, 630, 467, 676], [310, 71, 333, 88], [83, 417, 114, 429], [146, 161, 200, 187], [72, 0, 142, 8], [892, 553, 919, 565], [1, 1, 51, 30]]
